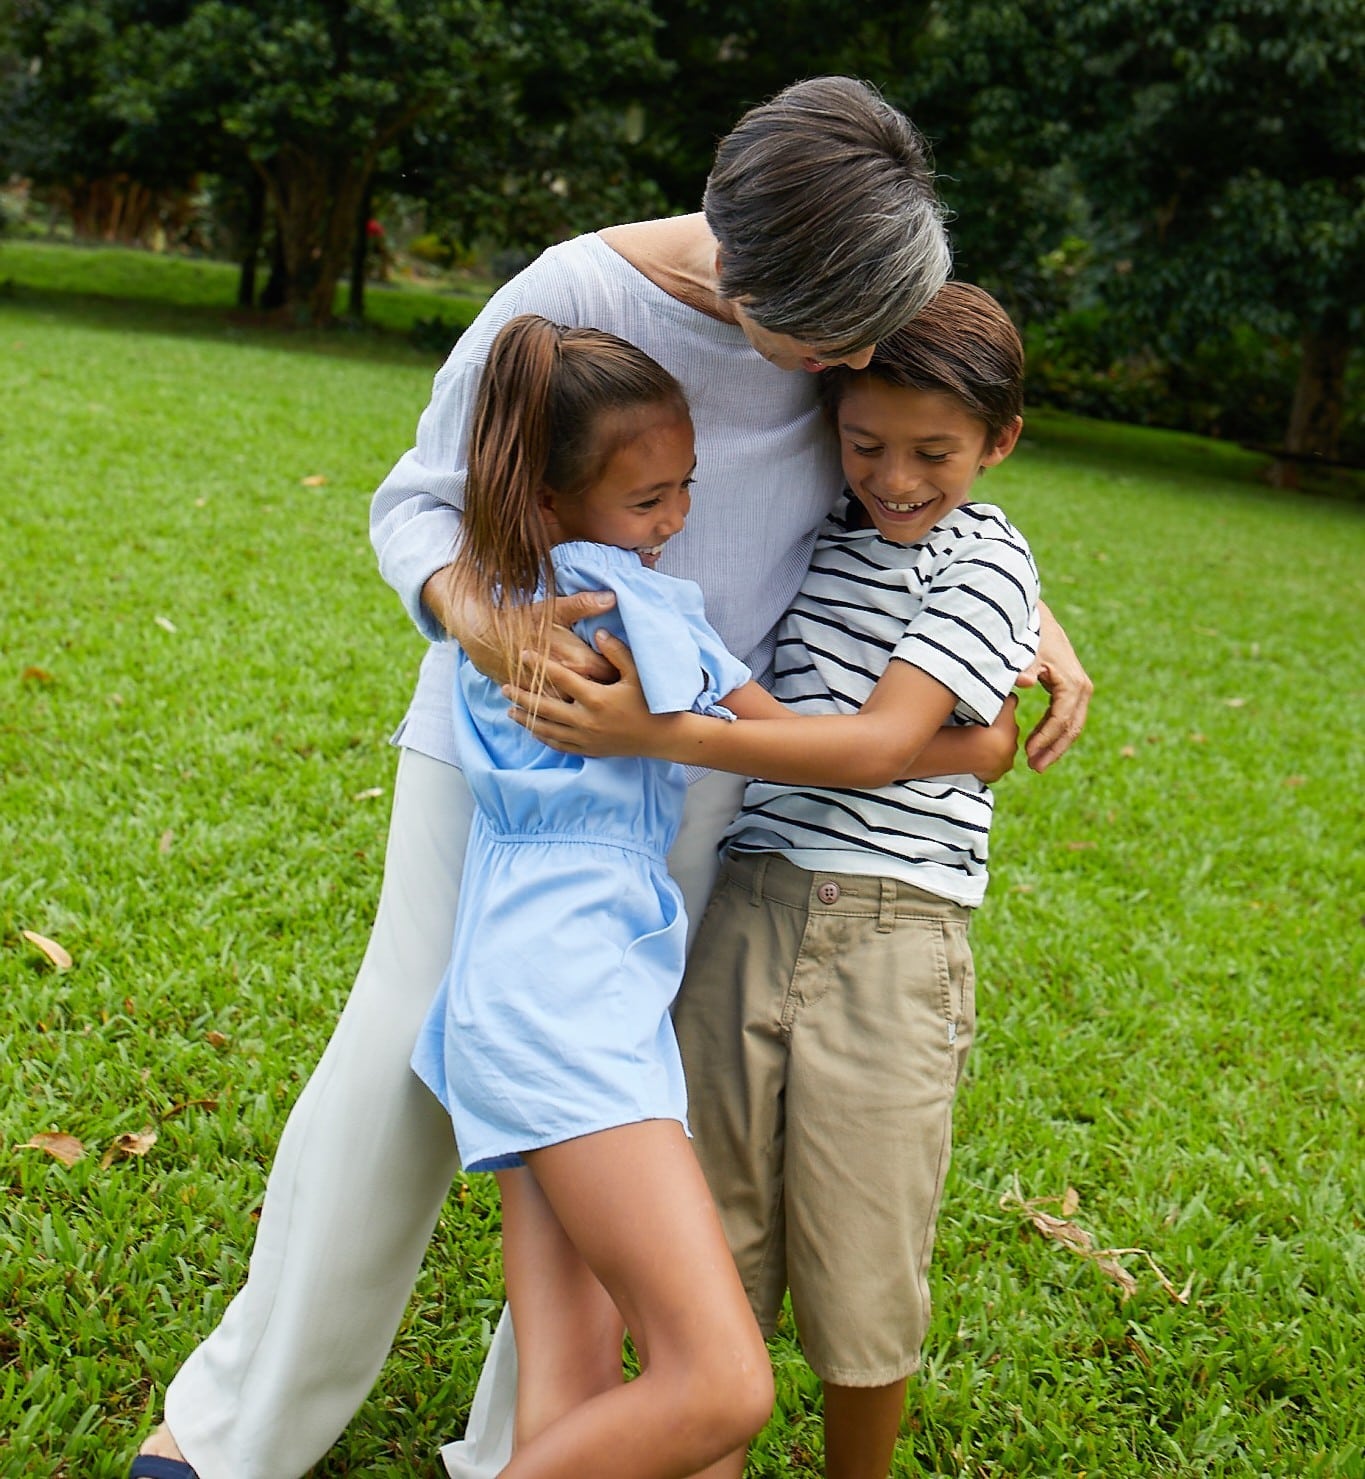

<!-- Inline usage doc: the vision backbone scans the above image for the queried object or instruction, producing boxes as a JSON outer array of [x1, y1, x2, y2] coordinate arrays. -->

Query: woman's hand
[[1016, 601, 1093, 772], [422, 565, 618, 688], [506, 632, 671, 757]]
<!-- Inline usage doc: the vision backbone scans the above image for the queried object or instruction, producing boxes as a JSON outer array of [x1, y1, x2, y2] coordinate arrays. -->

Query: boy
[[676, 282, 1038, 1479]]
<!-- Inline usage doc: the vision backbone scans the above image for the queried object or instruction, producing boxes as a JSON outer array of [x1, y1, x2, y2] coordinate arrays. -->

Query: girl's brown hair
[[819, 281, 1024, 440], [450, 314, 689, 679]]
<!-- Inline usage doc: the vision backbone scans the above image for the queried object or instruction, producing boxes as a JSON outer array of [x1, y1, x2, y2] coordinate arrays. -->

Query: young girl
[[509, 283, 1039, 1479], [407, 314, 775, 1479]]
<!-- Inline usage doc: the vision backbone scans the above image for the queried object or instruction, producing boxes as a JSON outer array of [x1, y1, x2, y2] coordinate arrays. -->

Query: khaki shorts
[[674, 852, 976, 1387]]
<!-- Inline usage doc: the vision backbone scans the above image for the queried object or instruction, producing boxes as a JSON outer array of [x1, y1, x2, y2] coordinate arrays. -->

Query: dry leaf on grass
[[164, 1098, 219, 1118], [159, 829, 176, 854], [24, 1132, 85, 1166], [351, 786, 385, 801], [205, 1030, 230, 1049], [1000, 1178, 1190, 1305], [21, 930, 73, 970], [300, 474, 328, 487], [100, 1127, 158, 1168], [22, 665, 54, 684], [1224, 696, 1248, 708], [154, 615, 178, 634]]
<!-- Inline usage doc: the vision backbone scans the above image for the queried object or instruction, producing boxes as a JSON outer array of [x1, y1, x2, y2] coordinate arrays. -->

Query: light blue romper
[[410, 541, 751, 1172]]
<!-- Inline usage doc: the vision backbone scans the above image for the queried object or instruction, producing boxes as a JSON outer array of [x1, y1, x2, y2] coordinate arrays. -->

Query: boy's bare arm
[[508, 634, 1010, 789]]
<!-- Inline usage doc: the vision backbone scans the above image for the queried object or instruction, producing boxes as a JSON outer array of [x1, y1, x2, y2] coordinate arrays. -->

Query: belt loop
[[876, 877, 896, 933], [749, 854, 770, 908]]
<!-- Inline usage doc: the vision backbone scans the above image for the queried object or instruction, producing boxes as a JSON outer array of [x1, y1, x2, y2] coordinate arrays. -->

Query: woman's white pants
[[164, 747, 744, 1479]]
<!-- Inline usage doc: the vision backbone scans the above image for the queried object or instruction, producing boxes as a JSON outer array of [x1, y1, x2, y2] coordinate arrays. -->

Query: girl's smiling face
[[835, 380, 1022, 544], [540, 408, 696, 568]]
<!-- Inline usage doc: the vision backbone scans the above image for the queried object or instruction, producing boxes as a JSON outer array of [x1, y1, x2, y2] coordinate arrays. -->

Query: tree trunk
[[260, 227, 289, 310], [348, 180, 374, 320], [236, 173, 268, 310], [1270, 322, 1351, 486], [1286, 323, 1350, 461], [262, 146, 373, 327]]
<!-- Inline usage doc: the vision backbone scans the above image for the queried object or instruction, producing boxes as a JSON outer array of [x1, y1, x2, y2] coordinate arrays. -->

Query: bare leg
[[822, 1379, 908, 1479], [687, 1447, 749, 1479], [501, 1121, 773, 1479], [497, 1167, 625, 1445]]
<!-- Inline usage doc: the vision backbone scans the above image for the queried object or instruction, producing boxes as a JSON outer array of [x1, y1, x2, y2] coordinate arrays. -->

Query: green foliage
[[1, 0, 668, 321], [401, 0, 668, 254], [631, 0, 935, 208], [3, 246, 1365, 1478], [1025, 310, 1365, 475], [905, 0, 1365, 460]]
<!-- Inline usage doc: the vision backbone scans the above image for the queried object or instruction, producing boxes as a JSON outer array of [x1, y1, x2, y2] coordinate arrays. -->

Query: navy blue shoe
[[129, 1457, 199, 1479]]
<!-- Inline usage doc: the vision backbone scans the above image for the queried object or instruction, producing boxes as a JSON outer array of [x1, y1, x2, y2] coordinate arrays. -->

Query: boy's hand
[[1016, 601, 1092, 772], [506, 632, 667, 757]]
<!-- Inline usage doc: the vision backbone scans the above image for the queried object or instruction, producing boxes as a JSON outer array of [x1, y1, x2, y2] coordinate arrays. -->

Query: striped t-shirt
[[723, 496, 1040, 906]]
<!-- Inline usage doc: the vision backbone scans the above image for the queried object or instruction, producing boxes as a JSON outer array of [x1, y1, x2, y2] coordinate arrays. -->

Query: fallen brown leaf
[[1283, 775, 1305, 788], [1000, 1180, 1189, 1305], [164, 1098, 219, 1118], [24, 1131, 85, 1166], [1064, 840, 1097, 851], [21, 930, 73, 970], [101, 1127, 158, 1168], [205, 1030, 230, 1049], [1119, 745, 1137, 759], [22, 666, 54, 684], [300, 474, 328, 487], [159, 828, 176, 854]]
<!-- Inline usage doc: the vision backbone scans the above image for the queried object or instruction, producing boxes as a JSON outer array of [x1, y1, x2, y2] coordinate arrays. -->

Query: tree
[[3, 0, 670, 323], [1071, 0, 1364, 471], [395, 0, 669, 263], [906, 0, 1365, 469], [636, 0, 935, 210], [2, 1, 209, 242]]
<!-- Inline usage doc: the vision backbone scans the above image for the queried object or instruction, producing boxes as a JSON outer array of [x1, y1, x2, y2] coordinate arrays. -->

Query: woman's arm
[[422, 566, 618, 687], [1018, 600, 1092, 772], [508, 633, 1016, 787]]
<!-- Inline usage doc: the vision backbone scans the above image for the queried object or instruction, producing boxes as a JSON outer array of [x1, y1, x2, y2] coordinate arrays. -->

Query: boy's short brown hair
[[820, 281, 1024, 440]]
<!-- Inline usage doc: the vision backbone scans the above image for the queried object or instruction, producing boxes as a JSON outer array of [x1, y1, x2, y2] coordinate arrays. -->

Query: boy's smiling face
[[835, 380, 1021, 544]]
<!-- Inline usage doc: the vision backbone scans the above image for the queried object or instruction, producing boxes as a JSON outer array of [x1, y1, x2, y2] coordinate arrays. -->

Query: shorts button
[[817, 881, 841, 905]]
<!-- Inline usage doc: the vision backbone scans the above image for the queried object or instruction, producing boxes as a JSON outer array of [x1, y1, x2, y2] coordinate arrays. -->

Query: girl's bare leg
[[501, 1121, 773, 1479], [497, 1166, 626, 1445], [687, 1447, 749, 1479]]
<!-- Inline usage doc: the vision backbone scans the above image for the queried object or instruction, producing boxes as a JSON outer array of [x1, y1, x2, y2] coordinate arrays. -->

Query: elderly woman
[[133, 77, 1090, 1479]]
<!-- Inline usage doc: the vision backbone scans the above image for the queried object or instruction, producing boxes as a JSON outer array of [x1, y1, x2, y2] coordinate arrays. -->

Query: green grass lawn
[[3, 244, 1363, 1478]]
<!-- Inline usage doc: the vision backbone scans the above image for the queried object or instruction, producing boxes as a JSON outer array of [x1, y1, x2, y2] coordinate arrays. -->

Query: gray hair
[[703, 76, 952, 353]]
